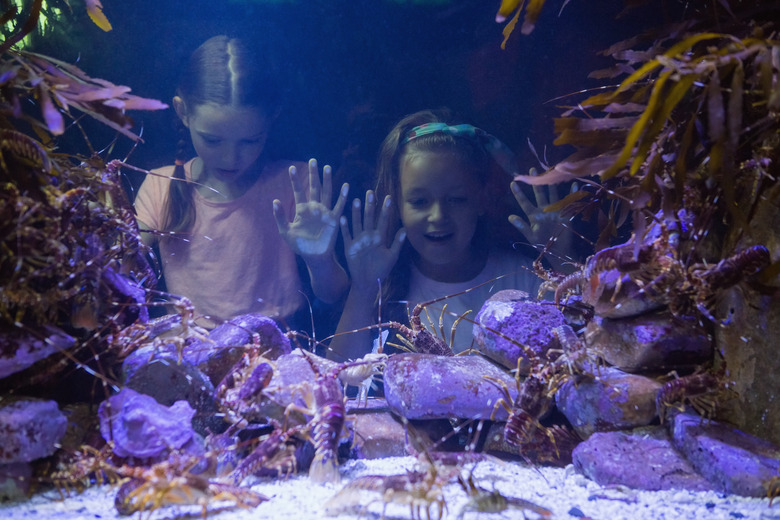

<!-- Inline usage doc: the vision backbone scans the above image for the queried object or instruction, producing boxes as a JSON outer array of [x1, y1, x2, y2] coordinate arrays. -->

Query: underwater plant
[[0, 3, 166, 392], [509, 2, 779, 261], [504, 1, 780, 443], [1, 0, 112, 51]]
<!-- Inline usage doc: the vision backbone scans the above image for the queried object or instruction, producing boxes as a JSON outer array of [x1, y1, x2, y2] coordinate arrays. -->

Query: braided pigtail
[[161, 121, 196, 237], [160, 35, 282, 240]]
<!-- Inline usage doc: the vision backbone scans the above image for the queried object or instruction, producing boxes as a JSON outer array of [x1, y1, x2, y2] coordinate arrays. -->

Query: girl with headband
[[329, 108, 558, 361]]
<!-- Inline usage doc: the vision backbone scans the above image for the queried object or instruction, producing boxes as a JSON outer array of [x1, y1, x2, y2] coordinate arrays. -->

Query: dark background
[[34, 0, 663, 176], [30, 0, 670, 258]]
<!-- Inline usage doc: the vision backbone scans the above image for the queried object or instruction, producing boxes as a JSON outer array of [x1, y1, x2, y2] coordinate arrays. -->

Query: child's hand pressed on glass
[[340, 191, 405, 290], [508, 168, 575, 249], [273, 158, 349, 258]]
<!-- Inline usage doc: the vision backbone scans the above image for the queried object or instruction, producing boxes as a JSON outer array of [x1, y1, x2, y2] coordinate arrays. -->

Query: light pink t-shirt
[[404, 249, 539, 353], [134, 159, 306, 324]]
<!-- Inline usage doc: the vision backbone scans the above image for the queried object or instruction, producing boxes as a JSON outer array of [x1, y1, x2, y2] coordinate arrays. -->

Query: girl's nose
[[428, 201, 446, 222], [222, 144, 239, 165]]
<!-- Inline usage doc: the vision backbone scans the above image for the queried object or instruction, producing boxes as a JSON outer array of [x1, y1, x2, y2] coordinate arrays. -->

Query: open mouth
[[424, 232, 453, 242]]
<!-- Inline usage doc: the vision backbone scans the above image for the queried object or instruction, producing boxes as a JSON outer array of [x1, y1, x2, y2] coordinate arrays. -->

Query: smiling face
[[176, 99, 273, 192], [398, 151, 486, 282]]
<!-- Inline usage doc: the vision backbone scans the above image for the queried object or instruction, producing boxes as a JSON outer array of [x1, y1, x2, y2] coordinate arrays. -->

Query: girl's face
[[398, 151, 486, 281], [178, 100, 272, 186]]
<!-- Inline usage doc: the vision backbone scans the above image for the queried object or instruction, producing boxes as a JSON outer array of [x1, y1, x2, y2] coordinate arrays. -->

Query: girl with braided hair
[[135, 35, 348, 328]]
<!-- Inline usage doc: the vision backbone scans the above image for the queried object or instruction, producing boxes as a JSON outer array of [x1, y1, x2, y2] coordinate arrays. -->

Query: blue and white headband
[[402, 122, 518, 176]]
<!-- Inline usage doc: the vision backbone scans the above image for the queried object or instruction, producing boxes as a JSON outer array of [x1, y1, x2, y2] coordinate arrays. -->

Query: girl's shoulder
[[149, 165, 177, 178], [147, 159, 196, 182]]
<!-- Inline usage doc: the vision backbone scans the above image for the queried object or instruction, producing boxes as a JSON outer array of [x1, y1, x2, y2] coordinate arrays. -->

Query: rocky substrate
[[1, 288, 778, 509]]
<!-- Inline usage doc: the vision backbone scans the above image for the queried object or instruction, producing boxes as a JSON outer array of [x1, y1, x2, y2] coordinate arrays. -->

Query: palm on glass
[[508, 168, 573, 248], [339, 192, 405, 290], [273, 158, 349, 258]]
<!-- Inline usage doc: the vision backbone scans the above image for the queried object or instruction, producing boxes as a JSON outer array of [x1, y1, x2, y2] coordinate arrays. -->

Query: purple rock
[[578, 241, 666, 318], [0, 325, 75, 379], [473, 291, 566, 373], [98, 388, 196, 459], [101, 267, 148, 326], [184, 313, 292, 384], [0, 398, 67, 463], [671, 412, 780, 497], [582, 266, 664, 318], [383, 353, 518, 420], [573, 427, 713, 491], [584, 311, 712, 372], [555, 367, 661, 439]]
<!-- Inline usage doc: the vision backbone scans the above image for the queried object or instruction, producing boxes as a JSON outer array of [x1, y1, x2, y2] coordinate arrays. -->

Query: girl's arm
[[273, 158, 350, 303], [134, 169, 169, 249], [328, 193, 405, 361]]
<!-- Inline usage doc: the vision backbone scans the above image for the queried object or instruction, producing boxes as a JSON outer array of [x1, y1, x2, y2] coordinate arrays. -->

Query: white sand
[[1, 456, 777, 520]]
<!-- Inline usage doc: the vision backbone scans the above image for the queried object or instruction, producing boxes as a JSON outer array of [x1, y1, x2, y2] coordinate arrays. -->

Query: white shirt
[[403, 249, 539, 353]]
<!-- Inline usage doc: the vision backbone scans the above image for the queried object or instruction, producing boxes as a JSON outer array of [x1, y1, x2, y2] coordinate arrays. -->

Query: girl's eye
[[202, 138, 220, 145], [408, 198, 427, 207]]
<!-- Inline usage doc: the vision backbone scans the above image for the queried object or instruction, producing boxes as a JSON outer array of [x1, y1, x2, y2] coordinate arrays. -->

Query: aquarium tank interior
[[1, 0, 779, 519]]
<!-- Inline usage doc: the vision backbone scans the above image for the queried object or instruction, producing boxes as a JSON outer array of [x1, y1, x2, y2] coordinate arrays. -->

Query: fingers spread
[[339, 215, 352, 245], [331, 183, 349, 218], [546, 184, 559, 205], [529, 168, 549, 208], [390, 228, 406, 256], [351, 198, 363, 236], [273, 199, 289, 233], [308, 158, 321, 202], [289, 165, 306, 205], [376, 195, 392, 236], [363, 191, 377, 230], [321, 164, 333, 208], [511, 181, 536, 217]]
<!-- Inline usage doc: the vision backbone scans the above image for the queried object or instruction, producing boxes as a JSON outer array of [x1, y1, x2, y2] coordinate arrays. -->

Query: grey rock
[[573, 427, 713, 491], [122, 347, 222, 436], [222, 349, 338, 427], [584, 311, 712, 372], [348, 407, 408, 459], [383, 353, 517, 420], [473, 291, 566, 373], [671, 412, 780, 497], [0, 398, 67, 463], [555, 367, 661, 439], [717, 284, 780, 446], [0, 462, 32, 501]]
